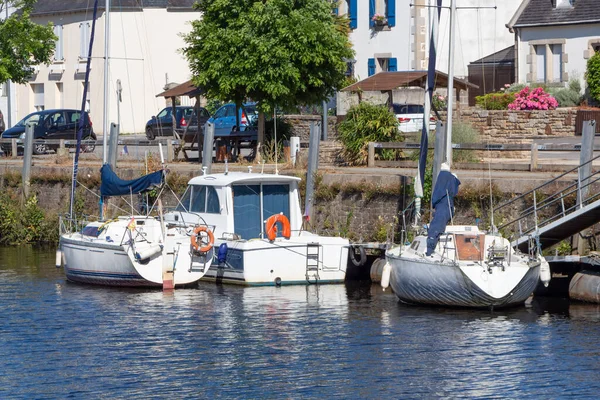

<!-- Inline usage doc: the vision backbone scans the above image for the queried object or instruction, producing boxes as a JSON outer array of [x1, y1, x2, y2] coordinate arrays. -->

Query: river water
[[2, 246, 600, 399]]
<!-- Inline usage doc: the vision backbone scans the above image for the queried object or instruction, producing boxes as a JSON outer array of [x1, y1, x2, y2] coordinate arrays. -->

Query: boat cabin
[[164, 172, 304, 240]]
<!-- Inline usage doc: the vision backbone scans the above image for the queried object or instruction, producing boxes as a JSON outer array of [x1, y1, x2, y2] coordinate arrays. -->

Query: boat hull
[[386, 252, 541, 309], [60, 217, 212, 288], [202, 235, 349, 286]]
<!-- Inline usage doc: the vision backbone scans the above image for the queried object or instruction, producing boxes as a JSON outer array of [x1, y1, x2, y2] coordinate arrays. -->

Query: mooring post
[[304, 122, 320, 222], [368, 142, 375, 167], [322, 100, 328, 141], [22, 123, 34, 198], [575, 120, 596, 255], [107, 122, 119, 168], [202, 121, 215, 174], [530, 142, 538, 171]]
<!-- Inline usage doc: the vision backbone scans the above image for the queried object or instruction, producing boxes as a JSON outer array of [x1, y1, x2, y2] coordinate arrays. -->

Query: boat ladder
[[306, 243, 321, 282]]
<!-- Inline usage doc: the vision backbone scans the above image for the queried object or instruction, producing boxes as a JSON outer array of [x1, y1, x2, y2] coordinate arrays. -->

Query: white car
[[393, 103, 436, 133]]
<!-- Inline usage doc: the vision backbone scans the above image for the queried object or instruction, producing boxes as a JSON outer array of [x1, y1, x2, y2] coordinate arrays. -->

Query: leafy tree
[[586, 51, 600, 103], [0, 0, 56, 84], [182, 0, 354, 113]]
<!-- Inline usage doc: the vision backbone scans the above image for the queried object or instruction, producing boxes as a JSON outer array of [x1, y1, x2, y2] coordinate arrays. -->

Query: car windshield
[[393, 104, 424, 114], [16, 112, 45, 127]]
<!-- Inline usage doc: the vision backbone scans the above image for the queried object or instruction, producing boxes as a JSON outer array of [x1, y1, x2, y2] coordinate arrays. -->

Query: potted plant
[[371, 13, 387, 26]]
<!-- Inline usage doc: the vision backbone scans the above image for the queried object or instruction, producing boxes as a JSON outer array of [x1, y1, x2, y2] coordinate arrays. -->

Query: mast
[[445, 0, 456, 166], [102, 0, 111, 163]]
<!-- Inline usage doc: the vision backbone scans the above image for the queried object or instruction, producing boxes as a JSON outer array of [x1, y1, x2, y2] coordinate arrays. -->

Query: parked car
[[206, 102, 258, 138], [393, 103, 437, 133], [145, 105, 211, 142], [1, 109, 95, 155], [0, 110, 5, 135]]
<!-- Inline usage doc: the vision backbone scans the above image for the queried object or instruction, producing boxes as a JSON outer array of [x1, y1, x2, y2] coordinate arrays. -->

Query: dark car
[[145, 105, 211, 142], [1, 109, 95, 155]]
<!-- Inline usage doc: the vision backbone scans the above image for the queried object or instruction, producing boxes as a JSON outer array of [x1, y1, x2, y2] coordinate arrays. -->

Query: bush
[[475, 92, 515, 110], [432, 93, 447, 111], [508, 86, 558, 110], [338, 102, 401, 165], [547, 79, 582, 107], [586, 52, 600, 102]]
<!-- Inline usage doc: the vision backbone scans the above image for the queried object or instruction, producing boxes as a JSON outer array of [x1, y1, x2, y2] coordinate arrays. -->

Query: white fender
[[539, 258, 551, 287], [135, 244, 163, 262], [381, 261, 392, 291], [55, 248, 63, 268]]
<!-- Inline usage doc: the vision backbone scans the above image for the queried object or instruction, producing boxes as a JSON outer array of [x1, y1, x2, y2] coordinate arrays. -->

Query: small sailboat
[[58, 0, 213, 288], [382, 0, 550, 308]]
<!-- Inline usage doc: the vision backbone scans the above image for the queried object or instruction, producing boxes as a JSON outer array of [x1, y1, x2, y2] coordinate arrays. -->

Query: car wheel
[[33, 141, 48, 155], [82, 135, 96, 153], [146, 127, 155, 140]]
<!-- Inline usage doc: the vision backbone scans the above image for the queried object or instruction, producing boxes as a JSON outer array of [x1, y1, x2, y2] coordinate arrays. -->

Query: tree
[[182, 0, 354, 113], [0, 0, 56, 84], [586, 51, 600, 103]]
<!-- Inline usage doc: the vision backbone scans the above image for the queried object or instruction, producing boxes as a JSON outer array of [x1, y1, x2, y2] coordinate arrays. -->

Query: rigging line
[[136, 5, 161, 120], [116, 1, 138, 134]]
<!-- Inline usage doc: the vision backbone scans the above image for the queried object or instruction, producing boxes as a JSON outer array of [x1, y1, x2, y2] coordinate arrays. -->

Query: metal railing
[[494, 152, 600, 242]]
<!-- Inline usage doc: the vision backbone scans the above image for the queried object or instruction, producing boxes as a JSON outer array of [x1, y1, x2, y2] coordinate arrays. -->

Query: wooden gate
[[575, 109, 600, 135]]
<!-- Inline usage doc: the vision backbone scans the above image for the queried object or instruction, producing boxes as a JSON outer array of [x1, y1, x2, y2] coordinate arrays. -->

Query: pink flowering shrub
[[508, 86, 559, 110]]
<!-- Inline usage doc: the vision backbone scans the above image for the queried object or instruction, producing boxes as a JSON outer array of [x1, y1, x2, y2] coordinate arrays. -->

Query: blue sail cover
[[100, 164, 164, 197], [426, 170, 461, 256]]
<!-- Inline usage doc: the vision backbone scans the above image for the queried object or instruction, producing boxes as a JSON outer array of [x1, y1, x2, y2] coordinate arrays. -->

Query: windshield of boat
[[175, 185, 220, 214]]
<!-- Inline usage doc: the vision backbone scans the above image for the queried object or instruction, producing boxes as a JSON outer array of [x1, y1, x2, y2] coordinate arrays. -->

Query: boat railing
[[495, 152, 600, 243], [59, 214, 97, 236]]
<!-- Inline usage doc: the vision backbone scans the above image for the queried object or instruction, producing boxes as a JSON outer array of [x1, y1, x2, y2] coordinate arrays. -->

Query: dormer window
[[554, 0, 575, 8]]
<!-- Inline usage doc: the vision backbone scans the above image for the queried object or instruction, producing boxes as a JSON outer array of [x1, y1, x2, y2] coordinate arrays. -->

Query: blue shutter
[[388, 58, 397, 72], [349, 0, 357, 29], [387, 0, 396, 27], [368, 58, 376, 76], [369, 0, 375, 27]]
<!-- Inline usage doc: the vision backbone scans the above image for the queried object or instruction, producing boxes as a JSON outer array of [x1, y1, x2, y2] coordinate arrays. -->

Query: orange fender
[[265, 214, 291, 241]]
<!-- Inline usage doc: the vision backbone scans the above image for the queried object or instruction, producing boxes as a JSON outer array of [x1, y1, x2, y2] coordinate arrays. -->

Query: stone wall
[[451, 108, 578, 141], [282, 115, 338, 142]]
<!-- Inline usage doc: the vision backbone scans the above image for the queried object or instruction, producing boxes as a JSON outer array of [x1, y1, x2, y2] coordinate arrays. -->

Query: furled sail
[[100, 164, 164, 197], [426, 167, 461, 256]]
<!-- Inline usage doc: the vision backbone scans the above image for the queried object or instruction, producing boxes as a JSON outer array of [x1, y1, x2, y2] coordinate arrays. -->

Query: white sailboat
[[58, 0, 213, 288], [382, 0, 550, 308]]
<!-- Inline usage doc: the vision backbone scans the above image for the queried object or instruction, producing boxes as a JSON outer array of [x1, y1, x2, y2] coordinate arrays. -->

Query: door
[[156, 108, 173, 137], [42, 110, 70, 141], [212, 105, 229, 137]]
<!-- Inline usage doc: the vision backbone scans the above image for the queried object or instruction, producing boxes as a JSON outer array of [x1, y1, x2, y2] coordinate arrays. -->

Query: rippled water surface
[[2, 246, 600, 399]]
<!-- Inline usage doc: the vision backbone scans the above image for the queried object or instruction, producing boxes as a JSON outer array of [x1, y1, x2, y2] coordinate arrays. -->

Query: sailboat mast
[[445, 0, 456, 167], [102, 0, 111, 164]]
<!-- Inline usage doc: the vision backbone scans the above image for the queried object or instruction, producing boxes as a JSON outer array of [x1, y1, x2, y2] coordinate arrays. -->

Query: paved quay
[[0, 151, 586, 195]]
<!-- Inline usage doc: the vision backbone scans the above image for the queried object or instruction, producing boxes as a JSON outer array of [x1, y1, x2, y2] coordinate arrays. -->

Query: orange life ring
[[190, 226, 214, 253], [265, 214, 291, 241]]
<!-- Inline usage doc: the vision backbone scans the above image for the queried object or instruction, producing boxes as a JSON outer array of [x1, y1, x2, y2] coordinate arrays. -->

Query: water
[[2, 247, 600, 399]]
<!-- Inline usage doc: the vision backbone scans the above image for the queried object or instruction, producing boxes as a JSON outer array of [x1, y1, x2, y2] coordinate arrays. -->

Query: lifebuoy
[[265, 214, 291, 241], [191, 226, 214, 253]]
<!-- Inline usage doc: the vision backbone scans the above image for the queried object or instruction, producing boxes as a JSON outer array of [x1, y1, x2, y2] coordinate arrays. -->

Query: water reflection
[[3, 247, 600, 398]]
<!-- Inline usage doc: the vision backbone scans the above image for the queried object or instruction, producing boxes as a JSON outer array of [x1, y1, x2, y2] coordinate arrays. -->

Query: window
[[79, 22, 91, 59], [369, 0, 395, 27], [531, 42, 565, 84], [368, 57, 397, 76], [552, 44, 562, 83], [535, 45, 546, 83], [182, 185, 221, 214], [56, 82, 64, 108], [53, 25, 64, 61], [232, 184, 290, 239], [32, 83, 45, 111]]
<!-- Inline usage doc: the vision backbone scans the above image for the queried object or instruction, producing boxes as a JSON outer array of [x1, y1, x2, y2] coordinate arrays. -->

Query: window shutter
[[368, 58, 376, 76], [369, 0, 375, 27], [54, 25, 63, 61], [387, 0, 396, 27], [349, 0, 357, 29], [80, 22, 91, 59], [388, 58, 397, 72]]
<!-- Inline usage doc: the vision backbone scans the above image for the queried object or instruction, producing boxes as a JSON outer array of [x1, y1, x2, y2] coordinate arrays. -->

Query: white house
[[0, 2, 17, 129], [507, 0, 600, 92], [340, 0, 521, 80], [16, 0, 200, 135]]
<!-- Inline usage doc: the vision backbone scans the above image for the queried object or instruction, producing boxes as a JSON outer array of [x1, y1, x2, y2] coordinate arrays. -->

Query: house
[[507, 0, 600, 91], [0, 3, 17, 128], [339, 0, 521, 81], [15, 0, 200, 135]]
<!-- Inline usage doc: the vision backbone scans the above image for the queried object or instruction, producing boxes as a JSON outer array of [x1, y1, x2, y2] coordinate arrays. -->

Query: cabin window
[[175, 185, 220, 214], [233, 183, 290, 239]]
